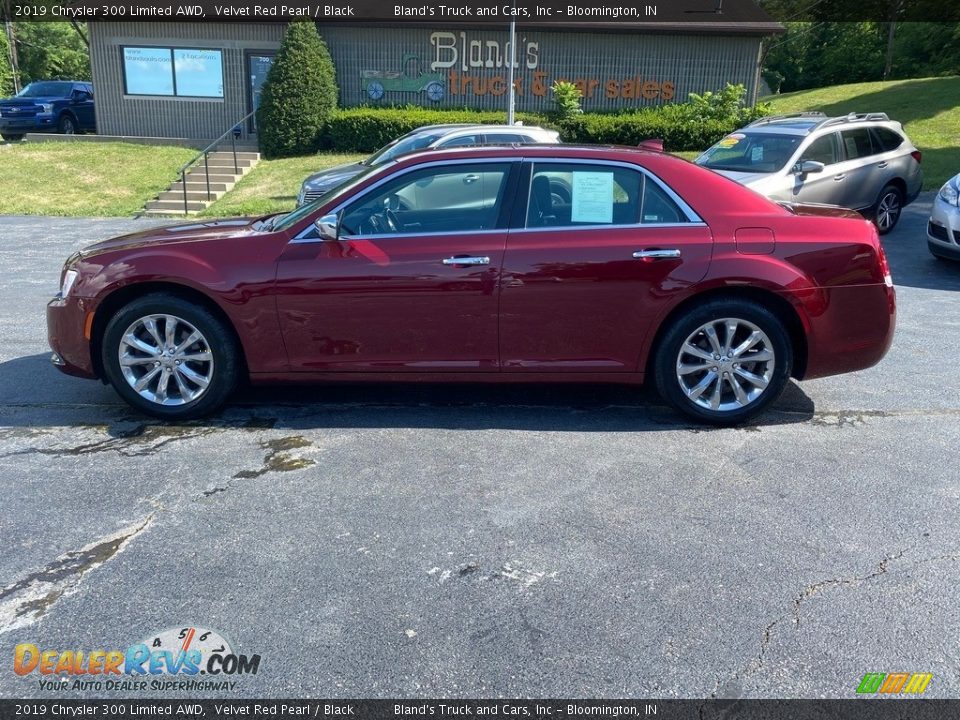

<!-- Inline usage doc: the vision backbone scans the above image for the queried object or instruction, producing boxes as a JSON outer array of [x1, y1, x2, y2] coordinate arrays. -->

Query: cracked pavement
[[0, 199, 958, 699]]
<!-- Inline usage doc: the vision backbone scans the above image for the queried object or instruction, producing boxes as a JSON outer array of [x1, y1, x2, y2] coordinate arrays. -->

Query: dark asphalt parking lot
[[0, 196, 958, 700]]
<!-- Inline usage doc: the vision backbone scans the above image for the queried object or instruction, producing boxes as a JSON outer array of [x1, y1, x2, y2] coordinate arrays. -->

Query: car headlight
[[297, 186, 307, 205], [40, 103, 54, 114], [59, 269, 79, 298], [939, 177, 959, 207]]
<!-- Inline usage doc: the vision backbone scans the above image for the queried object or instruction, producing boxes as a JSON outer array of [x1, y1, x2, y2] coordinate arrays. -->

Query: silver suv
[[297, 124, 560, 206], [696, 112, 923, 234]]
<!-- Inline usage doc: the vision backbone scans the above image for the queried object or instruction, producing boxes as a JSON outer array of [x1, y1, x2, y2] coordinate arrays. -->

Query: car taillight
[[911, 150, 922, 164], [877, 241, 893, 288]]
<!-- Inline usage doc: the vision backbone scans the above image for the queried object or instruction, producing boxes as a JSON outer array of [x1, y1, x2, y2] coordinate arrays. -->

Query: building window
[[122, 47, 224, 98]]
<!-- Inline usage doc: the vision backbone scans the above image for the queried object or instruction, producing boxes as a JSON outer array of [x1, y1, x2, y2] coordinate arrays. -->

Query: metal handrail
[[175, 110, 256, 215]]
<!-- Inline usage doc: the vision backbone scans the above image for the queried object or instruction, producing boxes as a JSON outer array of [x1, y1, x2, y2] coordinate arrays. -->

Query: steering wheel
[[385, 208, 401, 233]]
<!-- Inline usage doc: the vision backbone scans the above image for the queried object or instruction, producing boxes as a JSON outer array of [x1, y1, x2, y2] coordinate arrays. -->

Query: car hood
[[78, 218, 262, 258], [0, 96, 65, 105], [710, 169, 772, 185], [302, 162, 366, 190]]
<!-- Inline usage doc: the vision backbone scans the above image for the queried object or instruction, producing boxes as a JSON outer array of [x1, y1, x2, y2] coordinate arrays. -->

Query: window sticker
[[750, 146, 764, 162], [716, 133, 744, 148], [571, 171, 614, 224]]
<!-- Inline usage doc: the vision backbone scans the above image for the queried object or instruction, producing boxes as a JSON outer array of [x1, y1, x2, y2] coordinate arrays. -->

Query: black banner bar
[[1, 0, 958, 23], [1, 699, 958, 720]]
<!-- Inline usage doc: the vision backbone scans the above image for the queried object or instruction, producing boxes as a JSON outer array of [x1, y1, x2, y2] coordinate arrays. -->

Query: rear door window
[[841, 128, 876, 160], [525, 163, 689, 228]]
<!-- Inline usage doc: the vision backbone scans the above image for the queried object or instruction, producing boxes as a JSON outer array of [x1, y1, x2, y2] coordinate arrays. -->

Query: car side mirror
[[314, 212, 341, 242], [794, 160, 825, 175]]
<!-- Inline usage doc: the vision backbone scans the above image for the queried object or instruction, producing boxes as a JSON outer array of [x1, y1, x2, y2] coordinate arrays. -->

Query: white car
[[928, 173, 960, 262]]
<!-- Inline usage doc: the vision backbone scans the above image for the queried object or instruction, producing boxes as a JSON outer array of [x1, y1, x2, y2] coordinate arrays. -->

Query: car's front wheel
[[653, 299, 793, 425], [1, 133, 24, 142], [874, 184, 903, 235], [101, 294, 239, 420], [58, 114, 76, 135]]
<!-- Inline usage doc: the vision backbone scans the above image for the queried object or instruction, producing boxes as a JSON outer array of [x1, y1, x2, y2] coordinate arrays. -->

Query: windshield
[[17, 81, 74, 98], [364, 133, 442, 166], [697, 132, 802, 174], [270, 163, 384, 233]]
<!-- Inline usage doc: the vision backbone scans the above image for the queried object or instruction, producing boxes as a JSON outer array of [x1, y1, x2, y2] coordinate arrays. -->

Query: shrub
[[323, 83, 772, 154], [257, 23, 338, 158], [551, 80, 583, 121]]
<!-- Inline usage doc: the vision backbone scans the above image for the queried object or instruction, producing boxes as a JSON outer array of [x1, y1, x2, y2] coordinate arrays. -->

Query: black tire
[[1, 133, 24, 142], [653, 299, 793, 426], [58, 114, 77, 135], [873, 184, 903, 235], [101, 293, 240, 420]]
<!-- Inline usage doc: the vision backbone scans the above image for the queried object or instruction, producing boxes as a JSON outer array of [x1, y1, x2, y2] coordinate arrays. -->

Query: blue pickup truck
[[0, 80, 96, 141]]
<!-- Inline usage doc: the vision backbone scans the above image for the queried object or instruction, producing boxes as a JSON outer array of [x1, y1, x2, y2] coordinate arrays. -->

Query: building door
[[246, 52, 275, 133]]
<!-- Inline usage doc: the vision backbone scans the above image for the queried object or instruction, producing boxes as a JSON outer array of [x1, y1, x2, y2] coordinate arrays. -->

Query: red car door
[[275, 160, 517, 372], [499, 160, 714, 373]]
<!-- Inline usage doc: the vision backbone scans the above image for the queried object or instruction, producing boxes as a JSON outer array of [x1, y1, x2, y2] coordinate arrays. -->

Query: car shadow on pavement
[[0, 352, 815, 433], [883, 193, 960, 292]]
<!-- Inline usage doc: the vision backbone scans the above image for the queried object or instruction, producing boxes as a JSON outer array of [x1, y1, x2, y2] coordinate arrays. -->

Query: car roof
[[741, 121, 823, 136], [393, 144, 664, 165], [407, 124, 552, 139], [742, 112, 900, 137]]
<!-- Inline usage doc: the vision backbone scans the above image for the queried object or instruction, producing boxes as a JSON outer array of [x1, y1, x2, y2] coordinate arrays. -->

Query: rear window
[[870, 127, 904, 152]]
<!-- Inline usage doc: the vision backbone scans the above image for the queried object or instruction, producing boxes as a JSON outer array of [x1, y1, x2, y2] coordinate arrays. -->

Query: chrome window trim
[[509, 222, 707, 235], [291, 157, 522, 244], [520, 157, 704, 229]]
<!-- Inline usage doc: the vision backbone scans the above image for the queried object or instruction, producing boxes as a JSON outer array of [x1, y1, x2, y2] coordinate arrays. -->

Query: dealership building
[[87, 18, 782, 142]]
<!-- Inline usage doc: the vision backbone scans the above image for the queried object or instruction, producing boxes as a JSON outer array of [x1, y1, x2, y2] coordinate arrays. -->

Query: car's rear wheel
[[58, 114, 76, 135], [1, 133, 24, 142], [102, 294, 239, 420], [653, 300, 792, 425], [874, 184, 903, 235]]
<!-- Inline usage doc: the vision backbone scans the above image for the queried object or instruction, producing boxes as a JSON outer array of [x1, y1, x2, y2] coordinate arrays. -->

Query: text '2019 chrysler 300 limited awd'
[[48, 145, 896, 425]]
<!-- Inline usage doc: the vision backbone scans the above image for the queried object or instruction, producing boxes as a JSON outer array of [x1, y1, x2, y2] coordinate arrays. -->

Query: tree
[[13, 22, 90, 83], [256, 22, 338, 158], [0, 27, 13, 96]]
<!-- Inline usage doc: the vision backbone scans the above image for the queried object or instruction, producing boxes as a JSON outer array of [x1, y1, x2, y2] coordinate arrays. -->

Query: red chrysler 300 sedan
[[47, 145, 896, 425]]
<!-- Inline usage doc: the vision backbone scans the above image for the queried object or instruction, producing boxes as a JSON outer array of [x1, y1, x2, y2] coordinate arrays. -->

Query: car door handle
[[877, 161, 888, 169], [632, 249, 681, 260], [833, 174, 846, 181], [442, 256, 490, 266], [463, 174, 480, 184]]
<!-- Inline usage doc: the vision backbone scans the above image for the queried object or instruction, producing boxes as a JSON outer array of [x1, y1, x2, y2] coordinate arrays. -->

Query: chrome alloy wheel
[[675, 318, 775, 413], [118, 314, 214, 406], [876, 191, 901, 232]]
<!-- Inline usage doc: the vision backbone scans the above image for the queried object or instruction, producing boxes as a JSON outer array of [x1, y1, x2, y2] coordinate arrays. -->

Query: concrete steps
[[142, 150, 261, 216]]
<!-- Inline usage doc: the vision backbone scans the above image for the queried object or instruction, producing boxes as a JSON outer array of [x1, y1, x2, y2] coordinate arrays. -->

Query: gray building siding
[[89, 22, 285, 141], [320, 25, 763, 112], [89, 22, 764, 140]]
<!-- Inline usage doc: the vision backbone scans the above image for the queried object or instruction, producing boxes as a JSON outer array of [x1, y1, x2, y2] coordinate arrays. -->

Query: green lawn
[[0, 142, 195, 216], [764, 76, 960, 189], [200, 153, 366, 218]]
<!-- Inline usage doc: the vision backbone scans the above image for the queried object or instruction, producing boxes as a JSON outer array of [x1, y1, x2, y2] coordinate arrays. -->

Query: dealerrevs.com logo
[[14, 626, 261, 692], [856, 673, 933, 695]]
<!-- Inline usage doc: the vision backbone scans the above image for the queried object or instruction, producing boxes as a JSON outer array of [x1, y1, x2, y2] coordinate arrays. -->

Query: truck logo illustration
[[361, 54, 446, 102]]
